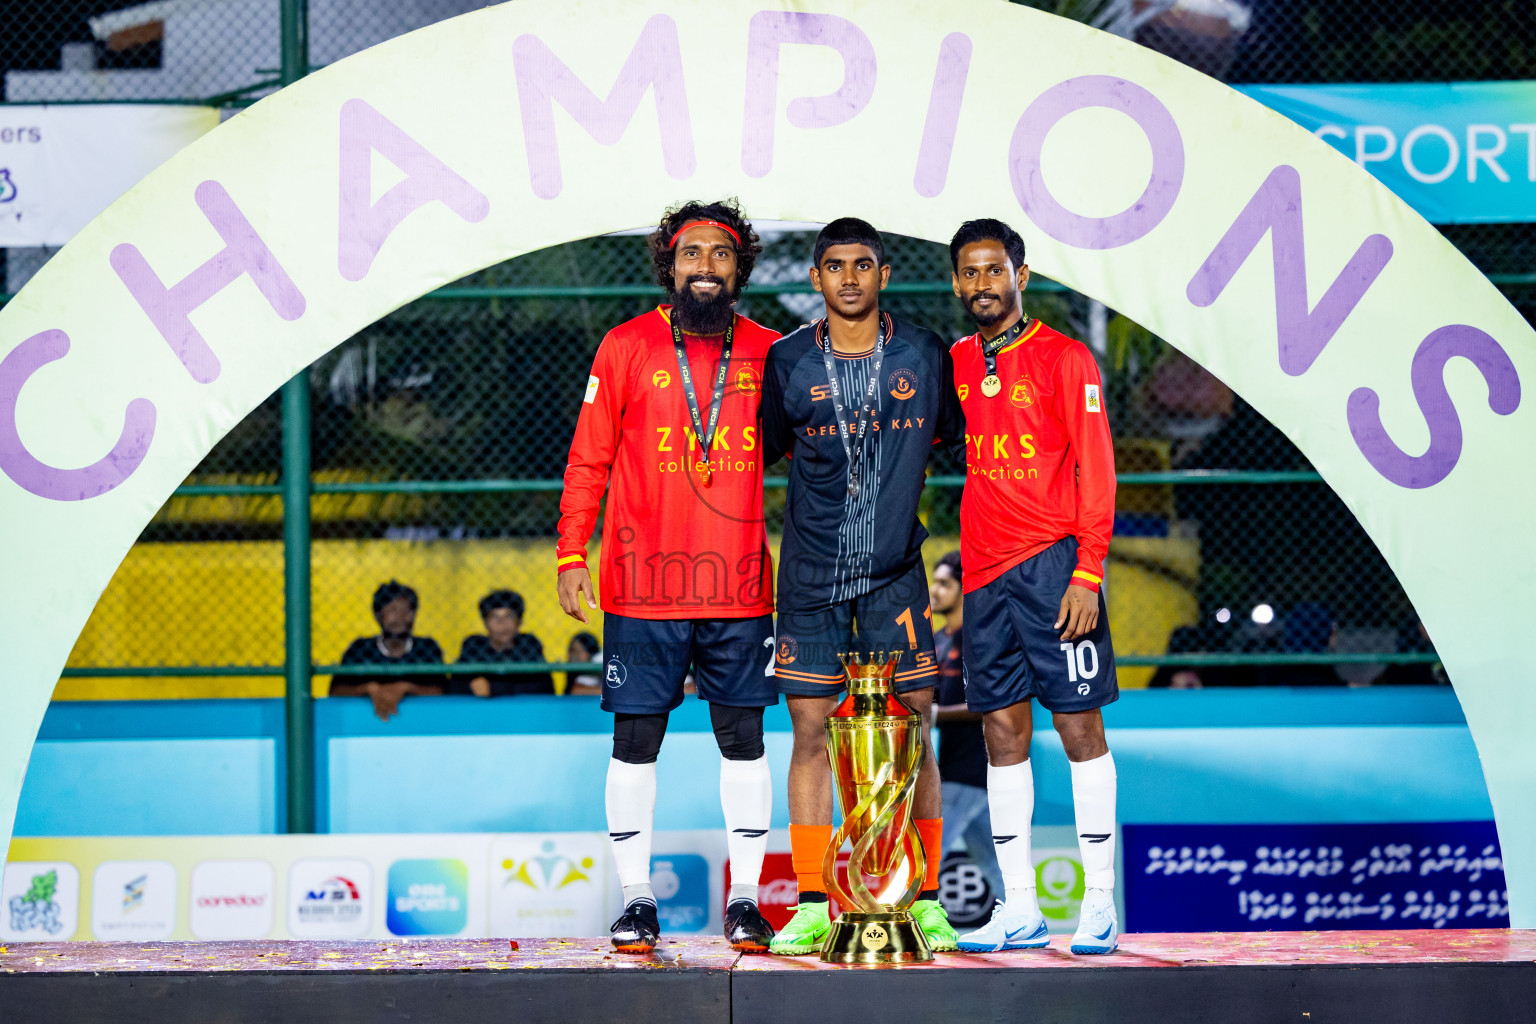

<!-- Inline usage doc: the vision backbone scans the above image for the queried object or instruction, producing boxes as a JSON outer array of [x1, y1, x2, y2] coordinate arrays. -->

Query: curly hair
[[648, 198, 764, 291]]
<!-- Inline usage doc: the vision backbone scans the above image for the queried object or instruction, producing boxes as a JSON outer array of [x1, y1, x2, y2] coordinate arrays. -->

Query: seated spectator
[[1148, 619, 1254, 688], [332, 580, 446, 720], [566, 631, 603, 696], [1377, 617, 1447, 686], [1256, 602, 1344, 686], [454, 589, 554, 696]]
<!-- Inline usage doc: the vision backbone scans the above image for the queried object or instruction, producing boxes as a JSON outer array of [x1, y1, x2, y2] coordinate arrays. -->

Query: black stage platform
[[3, 929, 1533, 1024]]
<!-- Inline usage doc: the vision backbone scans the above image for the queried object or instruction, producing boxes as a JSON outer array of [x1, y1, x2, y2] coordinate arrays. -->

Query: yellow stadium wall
[[56, 535, 1196, 699]]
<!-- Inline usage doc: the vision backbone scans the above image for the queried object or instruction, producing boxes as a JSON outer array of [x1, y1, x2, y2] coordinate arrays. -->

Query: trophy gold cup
[[818, 652, 934, 964]]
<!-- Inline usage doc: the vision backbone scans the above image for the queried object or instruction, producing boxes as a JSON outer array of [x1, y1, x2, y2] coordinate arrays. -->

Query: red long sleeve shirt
[[557, 307, 777, 619], [952, 319, 1116, 595]]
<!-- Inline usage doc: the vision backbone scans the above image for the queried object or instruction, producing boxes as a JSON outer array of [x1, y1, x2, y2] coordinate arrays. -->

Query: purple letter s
[[1348, 324, 1520, 489]]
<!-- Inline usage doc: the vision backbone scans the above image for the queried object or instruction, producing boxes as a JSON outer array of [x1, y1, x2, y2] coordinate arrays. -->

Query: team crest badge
[[777, 636, 799, 665], [736, 367, 759, 392], [887, 368, 919, 400], [1010, 376, 1037, 408]]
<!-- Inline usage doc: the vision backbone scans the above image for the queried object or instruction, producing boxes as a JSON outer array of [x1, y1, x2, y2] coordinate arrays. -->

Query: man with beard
[[760, 218, 963, 955], [947, 219, 1121, 955], [556, 199, 779, 955]]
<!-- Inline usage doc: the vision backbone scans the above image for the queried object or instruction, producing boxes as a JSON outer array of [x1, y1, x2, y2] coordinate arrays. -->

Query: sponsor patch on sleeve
[[1085, 384, 1101, 413], [584, 375, 600, 404]]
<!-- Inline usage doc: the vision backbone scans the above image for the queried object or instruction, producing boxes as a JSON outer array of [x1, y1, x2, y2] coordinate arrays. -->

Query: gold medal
[[981, 374, 1002, 398]]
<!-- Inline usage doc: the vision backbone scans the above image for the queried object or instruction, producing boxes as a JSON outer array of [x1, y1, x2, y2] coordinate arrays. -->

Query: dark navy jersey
[[762, 314, 963, 611]]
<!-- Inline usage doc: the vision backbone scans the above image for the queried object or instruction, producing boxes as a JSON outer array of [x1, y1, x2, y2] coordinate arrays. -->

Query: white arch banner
[[2, 0, 1532, 924]]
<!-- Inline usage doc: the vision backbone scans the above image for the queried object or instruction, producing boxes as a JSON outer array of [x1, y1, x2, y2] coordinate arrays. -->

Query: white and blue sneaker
[[1070, 887, 1119, 954], [956, 890, 1050, 952]]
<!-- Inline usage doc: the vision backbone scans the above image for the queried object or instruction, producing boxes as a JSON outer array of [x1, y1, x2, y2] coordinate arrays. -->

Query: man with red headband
[[557, 199, 779, 955]]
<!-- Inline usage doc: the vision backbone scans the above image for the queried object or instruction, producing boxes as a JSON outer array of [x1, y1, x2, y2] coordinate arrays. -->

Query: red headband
[[669, 219, 742, 248]]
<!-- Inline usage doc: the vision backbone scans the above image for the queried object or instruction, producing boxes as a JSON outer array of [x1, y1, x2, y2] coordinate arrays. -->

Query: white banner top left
[[0, 105, 218, 248]]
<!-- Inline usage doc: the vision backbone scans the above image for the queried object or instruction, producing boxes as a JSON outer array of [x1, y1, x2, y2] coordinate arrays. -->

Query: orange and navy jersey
[[951, 319, 1115, 595], [556, 307, 777, 620]]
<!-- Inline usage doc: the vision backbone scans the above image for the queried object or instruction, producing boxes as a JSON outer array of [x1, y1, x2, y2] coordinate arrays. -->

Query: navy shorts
[[600, 613, 778, 714], [775, 560, 938, 697], [962, 537, 1118, 714]]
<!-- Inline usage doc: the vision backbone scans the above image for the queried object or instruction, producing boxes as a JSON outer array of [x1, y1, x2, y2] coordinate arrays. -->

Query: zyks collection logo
[[91, 860, 175, 940]]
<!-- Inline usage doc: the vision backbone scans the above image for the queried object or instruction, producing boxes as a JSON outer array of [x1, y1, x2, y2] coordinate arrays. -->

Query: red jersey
[[952, 319, 1115, 595], [557, 307, 777, 619]]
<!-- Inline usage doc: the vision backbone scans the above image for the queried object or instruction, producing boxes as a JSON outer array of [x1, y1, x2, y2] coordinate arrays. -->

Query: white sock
[[1070, 751, 1117, 891], [987, 760, 1035, 905], [720, 754, 772, 904], [607, 758, 657, 903]]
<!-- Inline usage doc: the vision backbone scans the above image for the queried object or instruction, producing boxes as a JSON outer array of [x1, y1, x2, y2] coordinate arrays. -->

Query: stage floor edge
[[3, 929, 1534, 1024]]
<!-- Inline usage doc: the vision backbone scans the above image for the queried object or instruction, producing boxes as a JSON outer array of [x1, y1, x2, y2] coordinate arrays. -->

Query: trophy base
[[818, 911, 935, 964]]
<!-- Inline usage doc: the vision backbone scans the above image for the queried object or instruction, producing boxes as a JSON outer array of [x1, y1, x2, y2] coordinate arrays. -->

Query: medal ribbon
[[982, 316, 1034, 382], [817, 313, 890, 490], [670, 314, 734, 483]]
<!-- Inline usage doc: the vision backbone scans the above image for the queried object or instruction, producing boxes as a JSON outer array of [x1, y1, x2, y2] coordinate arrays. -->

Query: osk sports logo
[[888, 368, 918, 400], [652, 369, 671, 388]]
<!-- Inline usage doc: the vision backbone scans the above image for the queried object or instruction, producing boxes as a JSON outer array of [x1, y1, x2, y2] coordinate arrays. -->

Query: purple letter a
[[513, 15, 694, 200], [1186, 165, 1393, 377], [338, 99, 491, 282]]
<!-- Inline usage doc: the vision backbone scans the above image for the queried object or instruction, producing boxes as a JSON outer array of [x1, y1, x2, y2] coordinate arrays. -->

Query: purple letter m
[[513, 14, 695, 200]]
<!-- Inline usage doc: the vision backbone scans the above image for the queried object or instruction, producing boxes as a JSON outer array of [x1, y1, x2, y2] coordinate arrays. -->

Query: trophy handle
[[821, 737, 929, 913]]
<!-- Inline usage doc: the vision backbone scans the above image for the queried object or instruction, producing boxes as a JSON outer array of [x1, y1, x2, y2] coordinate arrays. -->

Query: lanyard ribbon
[[982, 316, 1034, 382], [817, 313, 891, 496], [671, 315, 734, 485]]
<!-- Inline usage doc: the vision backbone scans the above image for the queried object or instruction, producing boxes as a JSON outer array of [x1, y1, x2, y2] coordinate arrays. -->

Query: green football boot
[[912, 899, 960, 952], [768, 902, 832, 955]]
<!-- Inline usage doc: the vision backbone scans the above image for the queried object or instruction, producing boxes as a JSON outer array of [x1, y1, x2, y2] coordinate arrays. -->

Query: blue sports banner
[[1240, 83, 1536, 223], [1123, 822, 1508, 932]]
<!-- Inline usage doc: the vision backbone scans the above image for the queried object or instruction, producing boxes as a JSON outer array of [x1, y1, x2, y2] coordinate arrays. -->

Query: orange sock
[[915, 818, 944, 892], [790, 823, 835, 898]]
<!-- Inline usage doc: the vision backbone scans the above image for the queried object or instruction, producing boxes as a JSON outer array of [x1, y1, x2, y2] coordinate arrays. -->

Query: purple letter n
[[1186, 165, 1393, 377], [111, 180, 306, 385], [513, 14, 695, 200]]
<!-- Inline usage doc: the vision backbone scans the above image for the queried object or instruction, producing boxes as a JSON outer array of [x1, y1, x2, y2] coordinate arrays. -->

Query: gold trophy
[[819, 651, 934, 964]]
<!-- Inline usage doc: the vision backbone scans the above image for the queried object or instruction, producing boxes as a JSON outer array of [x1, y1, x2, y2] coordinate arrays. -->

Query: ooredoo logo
[[190, 860, 275, 940], [888, 368, 918, 400]]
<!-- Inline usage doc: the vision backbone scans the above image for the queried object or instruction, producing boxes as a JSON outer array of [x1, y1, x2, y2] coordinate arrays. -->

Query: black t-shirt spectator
[[934, 627, 987, 789], [453, 634, 555, 695], [332, 636, 447, 693]]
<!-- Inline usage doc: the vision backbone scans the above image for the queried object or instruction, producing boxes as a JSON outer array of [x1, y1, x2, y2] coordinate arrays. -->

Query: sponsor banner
[[492, 833, 607, 938], [2, 861, 80, 941], [1239, 83, 1536, 224], [387, 858, 469, 936], [1124, 821, 1508, 932], [0, 105, 218, 247], [736, 827, 1097, 934], [607, 830, 727, 936], [91, 859, 175, 940], [289, 858, 372, 939], [190, 859, 275, 939]]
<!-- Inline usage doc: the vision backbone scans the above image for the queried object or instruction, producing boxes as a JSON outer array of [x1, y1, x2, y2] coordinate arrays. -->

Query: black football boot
[[611, 899, 661, 954], [724, 899, 775, 953]]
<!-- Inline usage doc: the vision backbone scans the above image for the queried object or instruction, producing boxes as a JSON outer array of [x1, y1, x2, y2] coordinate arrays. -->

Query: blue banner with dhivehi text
[[1238, 82, 1536, 224]]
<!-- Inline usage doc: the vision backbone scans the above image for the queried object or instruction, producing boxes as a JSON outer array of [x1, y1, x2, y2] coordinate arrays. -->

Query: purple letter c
[[1009, 75, 1184, 250], [0, 330, 156, 501]]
